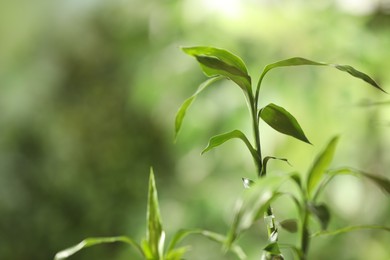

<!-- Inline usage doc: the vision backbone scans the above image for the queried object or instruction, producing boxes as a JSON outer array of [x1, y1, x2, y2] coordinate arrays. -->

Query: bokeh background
[[1, 0, 390, 259]]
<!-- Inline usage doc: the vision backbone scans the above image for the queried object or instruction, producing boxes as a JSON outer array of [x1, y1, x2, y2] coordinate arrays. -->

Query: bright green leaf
[[255, 57, 386, 103], [328, 167, 390, 195], [306, 136, 339, 197], [261, 156, 291, 176], [259, 103, 311, 144], [312, 225, 390, 237], [54, 236, 142, 260], [279, 219, 299, 233], [308, 203, 331, 230], [182, 46, 252, 94], [202, 130, 258, 161], [175, 76, 222, 139], [146, 168, 165, 259]]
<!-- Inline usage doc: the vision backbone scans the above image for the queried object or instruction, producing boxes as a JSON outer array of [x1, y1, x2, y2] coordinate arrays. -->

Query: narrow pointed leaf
[[259, 103, 311, 144], [54, 236, 142, 260], [175, 76, 222, 139], [202, 130, 258, 161], [328, 167, 390, 195], [261, 156, 291, 176], [306, 136, 339, 197], [182, 46, 251, 93], [167, 229, 245, 260], [308, 203, 331, 230], [146, 168, 164, 259], [312, 225, 390, 237], [256, 57, 386, 102], [279, 219, 299, 233]]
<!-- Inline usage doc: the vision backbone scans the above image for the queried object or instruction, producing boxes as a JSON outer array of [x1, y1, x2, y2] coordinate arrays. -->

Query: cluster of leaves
[[54, 169, 245, 260]]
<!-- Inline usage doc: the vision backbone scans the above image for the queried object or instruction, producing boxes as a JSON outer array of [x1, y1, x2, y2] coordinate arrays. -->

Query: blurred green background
[[1, 0, 390, 259]]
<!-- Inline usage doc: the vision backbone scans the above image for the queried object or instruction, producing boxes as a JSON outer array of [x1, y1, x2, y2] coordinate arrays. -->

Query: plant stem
[[250, 92, 280, 253], [300, 203, 310, 260]]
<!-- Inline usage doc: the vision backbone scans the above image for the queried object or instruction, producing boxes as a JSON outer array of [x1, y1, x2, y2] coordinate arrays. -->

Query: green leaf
[[263, 242, 281, 259], [308, 203, 331, 230], [328, 167, 390, 195], [259, 103, 311, 144], [202, 130, 258, 161], [306, 136, 339, 197], [182, 46, 252, 94], [167, 229, 246, 260], [261, 156, 291, 176], [54, 236, 142, 260], [312, 225, 390, 237], [255, 57, 386, 102], [279, 219, 299, 233], [146, 168, 165, 259], [227, 176, 286, 246], [175, 76, 223, 139], [165, 246, 190, 260]]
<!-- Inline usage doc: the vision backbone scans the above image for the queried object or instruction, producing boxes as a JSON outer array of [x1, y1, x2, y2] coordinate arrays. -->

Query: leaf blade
[[54, 236, 142, 260], [306, 136, 339, 197], [259, 103, 311, 144], [312, 225, 390, 237], [146, 168, 165, 259], [201, 130, 258, 161], [175, 76, 223, 139]]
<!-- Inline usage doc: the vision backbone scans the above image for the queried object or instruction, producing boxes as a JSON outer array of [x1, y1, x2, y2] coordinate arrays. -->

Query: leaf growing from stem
[[259, 103, 311, 144], [175, 76, 223, 139], [54, 236, 142, 260], [255, 57, 386, 104], [279, 219, 299, 233], [312, 225, 390, 237], [146, 168, 165, 259], [308, 203, 331, 230], [202, 130, 258, 162], [261, 156, 291, 176], [182, 46, 252, 96], [306, 136, 339, 197]]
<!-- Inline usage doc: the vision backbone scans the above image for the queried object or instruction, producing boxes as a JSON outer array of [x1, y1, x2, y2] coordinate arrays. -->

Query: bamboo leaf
[[175, 76, 222, 139], [202, 130, 258, 161], [146, 168, 165, 259], [279, 219, 299, 233], [327, 167, 390, 195], [261, 156, 291, 176], [308, 203, 331, 230], [259, 103, 311, 144], [256, 57, 386, 101], [306, 136, 339, 197], [182, 46, 252, 94], [312, 225, 390, 237], [54, 236, 142, 260]]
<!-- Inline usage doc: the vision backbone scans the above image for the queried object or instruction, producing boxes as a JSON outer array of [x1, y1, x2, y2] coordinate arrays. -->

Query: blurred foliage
[[0, 0, 389, 259]]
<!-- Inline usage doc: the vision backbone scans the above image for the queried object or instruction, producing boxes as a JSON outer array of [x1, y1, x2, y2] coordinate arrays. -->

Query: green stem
[[300, 203, 310, 260]]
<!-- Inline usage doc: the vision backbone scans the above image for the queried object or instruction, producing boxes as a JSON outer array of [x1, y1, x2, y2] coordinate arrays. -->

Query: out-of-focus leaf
[[146, 168, 165, 259], [312, 225, 390, 237], [255, 57, 386, 102], [263, 242, 281, 255], [308, 203, 331, 230], [175, 76, 222, 139], [328, 167, 390, 195], [279, 219, 299, 233], [259, 103, 311, 144], [166, 229, 245, 260], [261, 156, 291, 176], [182, 46, 251, 94], [227, 176, 286, 246], [202, 130, 258, 161], [54, 236, 142, 260], [165, 246, 189, 260], [306, 136, 339, 197]]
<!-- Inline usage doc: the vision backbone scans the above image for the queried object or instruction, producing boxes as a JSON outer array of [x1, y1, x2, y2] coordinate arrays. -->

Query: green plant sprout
[[175, 46, 390, 259], [55, 47, 390, 260], [54, 168, 245, 260]]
